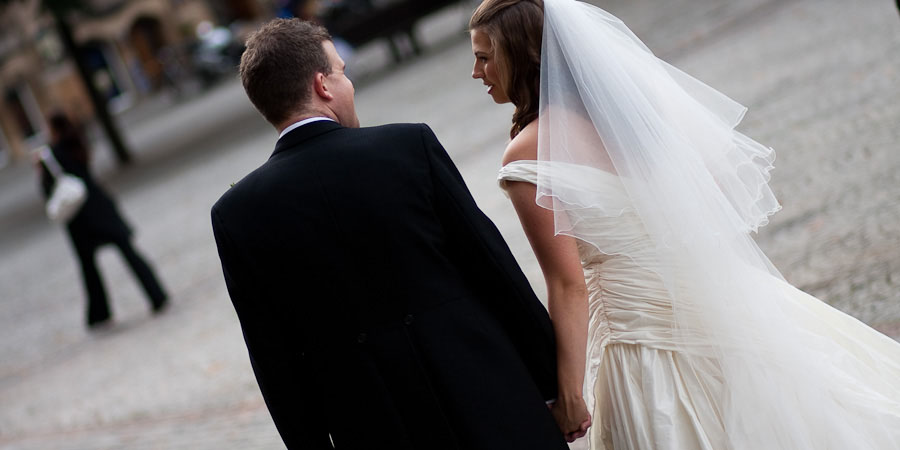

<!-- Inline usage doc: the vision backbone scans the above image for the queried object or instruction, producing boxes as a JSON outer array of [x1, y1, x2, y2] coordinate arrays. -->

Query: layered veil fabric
[[534, 0, 900, 448]]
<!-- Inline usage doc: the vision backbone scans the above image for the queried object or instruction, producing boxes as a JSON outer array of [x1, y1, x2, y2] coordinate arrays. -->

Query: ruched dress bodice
[[497, 160, 900, 450], [498, 161, 712, 449], [499, 160, 678, 349]]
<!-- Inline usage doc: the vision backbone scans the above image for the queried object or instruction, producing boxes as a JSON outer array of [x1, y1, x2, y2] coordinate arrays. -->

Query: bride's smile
[[470, 28, 510, 104]]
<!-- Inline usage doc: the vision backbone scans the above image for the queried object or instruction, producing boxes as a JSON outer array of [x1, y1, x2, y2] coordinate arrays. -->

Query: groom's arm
[[211, 207, 333, 449], [417, 124, 558, 401]]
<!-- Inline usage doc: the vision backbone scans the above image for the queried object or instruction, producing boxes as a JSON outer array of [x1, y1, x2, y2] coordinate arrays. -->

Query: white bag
[[40, 146, 87, 223]]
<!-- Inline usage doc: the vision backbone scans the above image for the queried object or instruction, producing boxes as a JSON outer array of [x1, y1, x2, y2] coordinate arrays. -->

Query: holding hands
[[550, 396, 591, 443]]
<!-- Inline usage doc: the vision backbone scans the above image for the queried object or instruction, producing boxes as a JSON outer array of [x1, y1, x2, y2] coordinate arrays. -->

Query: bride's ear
[[313, 72, 333, 101]]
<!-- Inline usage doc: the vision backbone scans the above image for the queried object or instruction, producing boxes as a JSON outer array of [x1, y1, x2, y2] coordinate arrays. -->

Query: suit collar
[[272, 120, 343, 157]]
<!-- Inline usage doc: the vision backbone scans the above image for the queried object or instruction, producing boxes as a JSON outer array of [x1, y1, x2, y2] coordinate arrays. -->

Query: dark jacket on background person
[[211, 121, 566, 450], [40, 138, 131, 246], [40, 131, 166, 326]]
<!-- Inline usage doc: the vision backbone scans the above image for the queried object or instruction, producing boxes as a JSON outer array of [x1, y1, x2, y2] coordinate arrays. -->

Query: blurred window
[[35, 28, 66, 67], [81, 41, 135, 112], [0, 124, 9, 168], [4, 86, 40, 141]]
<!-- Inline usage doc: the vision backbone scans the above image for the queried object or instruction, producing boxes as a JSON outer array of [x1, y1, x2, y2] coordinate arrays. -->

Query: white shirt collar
[[278, 117, 335, 140]]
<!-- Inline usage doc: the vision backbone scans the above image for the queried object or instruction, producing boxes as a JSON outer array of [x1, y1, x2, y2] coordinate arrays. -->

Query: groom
[[211, 19, 567, 449]]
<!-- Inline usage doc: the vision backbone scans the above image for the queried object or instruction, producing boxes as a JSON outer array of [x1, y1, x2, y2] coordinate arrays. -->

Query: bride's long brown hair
[[469, 0, 543, 139]]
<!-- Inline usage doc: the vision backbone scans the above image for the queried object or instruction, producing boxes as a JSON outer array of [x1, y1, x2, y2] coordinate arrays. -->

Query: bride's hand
[[550, 396, 592, 442]]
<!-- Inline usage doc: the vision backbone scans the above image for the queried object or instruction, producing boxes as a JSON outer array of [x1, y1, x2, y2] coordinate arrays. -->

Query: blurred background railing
[[0, 0, 475, 170]]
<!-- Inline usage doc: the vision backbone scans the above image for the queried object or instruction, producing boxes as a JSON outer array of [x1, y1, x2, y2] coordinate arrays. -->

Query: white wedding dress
[[499, 160, 900, 449]]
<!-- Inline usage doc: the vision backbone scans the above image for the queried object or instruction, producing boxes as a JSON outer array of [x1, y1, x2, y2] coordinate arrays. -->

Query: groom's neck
[[276, 109, 338, 134]]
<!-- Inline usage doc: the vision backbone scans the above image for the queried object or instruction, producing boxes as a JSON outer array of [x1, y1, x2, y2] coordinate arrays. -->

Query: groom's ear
[[313, 72, 333, 101]]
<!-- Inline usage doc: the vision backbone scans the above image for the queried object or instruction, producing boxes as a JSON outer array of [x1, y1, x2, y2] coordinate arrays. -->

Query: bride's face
[[470, 28, 510, 104]]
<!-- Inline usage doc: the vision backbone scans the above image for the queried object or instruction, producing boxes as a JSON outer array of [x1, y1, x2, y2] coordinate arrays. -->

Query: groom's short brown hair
[[239, 19, 332, 126]]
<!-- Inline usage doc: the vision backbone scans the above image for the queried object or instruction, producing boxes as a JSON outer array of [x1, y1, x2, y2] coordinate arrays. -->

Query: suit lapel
[[272, 120, 343, 157]]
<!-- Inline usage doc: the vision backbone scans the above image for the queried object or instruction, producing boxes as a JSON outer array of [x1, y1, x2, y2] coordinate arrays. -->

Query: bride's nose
[[472, 61, 482, 79]]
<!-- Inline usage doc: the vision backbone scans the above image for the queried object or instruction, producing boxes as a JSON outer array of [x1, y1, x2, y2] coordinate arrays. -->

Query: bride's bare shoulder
[[501, 121, 539, 166]]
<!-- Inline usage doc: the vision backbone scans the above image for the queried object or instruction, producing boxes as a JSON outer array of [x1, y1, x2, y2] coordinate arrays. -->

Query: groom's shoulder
[[211, 156, 277, 220], [210, 169, 254, 221], [356, 122, 435, 143], [363, 122, 427, 133]]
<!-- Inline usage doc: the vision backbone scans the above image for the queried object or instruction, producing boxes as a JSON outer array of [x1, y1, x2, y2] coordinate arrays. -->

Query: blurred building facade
[[0, 0, 269, 165]]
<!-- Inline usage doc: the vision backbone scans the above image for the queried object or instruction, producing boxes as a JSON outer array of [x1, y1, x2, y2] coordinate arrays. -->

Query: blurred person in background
[[191, 21, 245, 87], [278, 0, 356, 74], [37, 112, 168, 329]]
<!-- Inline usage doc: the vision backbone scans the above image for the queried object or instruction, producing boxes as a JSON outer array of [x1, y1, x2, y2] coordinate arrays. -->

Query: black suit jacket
[[211, 121, 565, 449]]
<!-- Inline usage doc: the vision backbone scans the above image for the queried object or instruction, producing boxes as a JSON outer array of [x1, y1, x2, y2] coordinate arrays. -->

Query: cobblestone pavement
[[1, 0, 898, 448]]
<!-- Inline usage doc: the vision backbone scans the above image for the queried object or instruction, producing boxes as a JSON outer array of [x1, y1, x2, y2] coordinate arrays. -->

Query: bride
[[468, 0, 900, 448]]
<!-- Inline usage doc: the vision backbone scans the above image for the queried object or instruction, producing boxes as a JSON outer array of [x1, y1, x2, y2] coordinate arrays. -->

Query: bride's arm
[[506, 178, 591, 441], [503, 125, 591, 442]]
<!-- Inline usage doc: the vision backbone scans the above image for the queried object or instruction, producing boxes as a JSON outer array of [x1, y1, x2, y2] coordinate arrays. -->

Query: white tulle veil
[[537, 0, 900, 448]]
